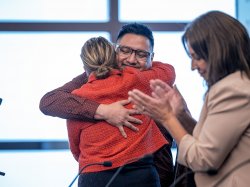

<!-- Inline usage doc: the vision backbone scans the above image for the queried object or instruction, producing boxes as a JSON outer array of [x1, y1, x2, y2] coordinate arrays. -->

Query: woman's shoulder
[[208, 71, 250, 106], [211, 71, 250, 93]]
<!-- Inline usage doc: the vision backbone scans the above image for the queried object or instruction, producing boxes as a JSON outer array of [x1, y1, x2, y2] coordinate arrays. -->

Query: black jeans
[[78, 155, 161, 187]]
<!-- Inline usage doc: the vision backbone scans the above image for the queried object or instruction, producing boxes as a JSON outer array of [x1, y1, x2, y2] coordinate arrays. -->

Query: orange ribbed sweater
[[67, 61, 175, 173]]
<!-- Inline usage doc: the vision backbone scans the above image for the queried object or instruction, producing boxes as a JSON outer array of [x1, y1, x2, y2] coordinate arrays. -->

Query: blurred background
[[0, 0, 249, 186]]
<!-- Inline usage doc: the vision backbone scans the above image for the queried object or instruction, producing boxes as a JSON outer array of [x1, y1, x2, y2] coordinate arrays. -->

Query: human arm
[[129, 78, 196, 135], [39, 62, 173, 121], [178, 78, 250, 171], [149, 79, 196, 134], [95, 100, 141, 138], [128, 79, 188, 144], [143, 61, 176, 86], [39, 73, 99, 120], [39, 73, 141, 137], [141, 62, 196, 133], [130, 76, 250, 171]]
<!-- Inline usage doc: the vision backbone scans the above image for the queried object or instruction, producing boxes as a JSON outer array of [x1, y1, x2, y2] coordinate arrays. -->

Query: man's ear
[[150, 53, 154, 61], [146, 53, 154, 69]]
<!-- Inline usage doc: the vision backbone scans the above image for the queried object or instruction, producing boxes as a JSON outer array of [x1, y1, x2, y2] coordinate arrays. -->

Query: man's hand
[[94, 100, 142, 138]]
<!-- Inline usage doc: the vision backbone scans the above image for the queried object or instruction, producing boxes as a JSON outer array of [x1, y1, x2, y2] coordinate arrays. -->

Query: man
[[40, 23, 176, 186]]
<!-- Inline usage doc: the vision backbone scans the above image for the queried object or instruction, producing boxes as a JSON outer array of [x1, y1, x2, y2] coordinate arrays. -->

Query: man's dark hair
[[116, 23, 154, 49]]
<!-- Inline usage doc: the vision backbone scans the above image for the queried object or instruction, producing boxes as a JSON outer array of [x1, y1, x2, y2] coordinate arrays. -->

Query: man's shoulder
[[152, 61, 174, 69]]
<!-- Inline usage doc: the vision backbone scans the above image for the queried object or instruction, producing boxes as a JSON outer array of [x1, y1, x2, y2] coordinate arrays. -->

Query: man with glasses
[[115, 44, 153, 69], [40, 23, 176, 186]]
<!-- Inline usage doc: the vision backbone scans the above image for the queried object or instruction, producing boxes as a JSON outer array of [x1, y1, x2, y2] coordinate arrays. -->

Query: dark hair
[[116, 23, 154, 50], [80, 36, 120, 79], [182, 10, 250, 90]]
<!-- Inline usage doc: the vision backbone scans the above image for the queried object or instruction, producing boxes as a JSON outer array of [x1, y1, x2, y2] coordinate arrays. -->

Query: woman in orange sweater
[[67, 36, 175, 186]]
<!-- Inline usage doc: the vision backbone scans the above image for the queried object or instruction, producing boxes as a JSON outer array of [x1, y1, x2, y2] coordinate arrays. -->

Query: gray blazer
[[178, 71, 250, 187]]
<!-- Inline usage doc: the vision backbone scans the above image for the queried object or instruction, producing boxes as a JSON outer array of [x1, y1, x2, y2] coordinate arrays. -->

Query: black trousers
[[78, 155, 161, 187]]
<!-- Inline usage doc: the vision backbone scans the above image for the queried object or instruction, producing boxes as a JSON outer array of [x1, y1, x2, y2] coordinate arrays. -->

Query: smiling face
[[116, 33, 154, 70], [188, 43, 207, 80]]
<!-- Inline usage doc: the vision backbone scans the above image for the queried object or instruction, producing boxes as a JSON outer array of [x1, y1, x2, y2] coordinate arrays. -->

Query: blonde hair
[[80, 36, 120, 79]]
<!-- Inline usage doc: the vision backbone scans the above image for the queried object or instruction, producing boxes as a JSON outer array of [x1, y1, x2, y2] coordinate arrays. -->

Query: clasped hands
[[128, 79, 187, 125]]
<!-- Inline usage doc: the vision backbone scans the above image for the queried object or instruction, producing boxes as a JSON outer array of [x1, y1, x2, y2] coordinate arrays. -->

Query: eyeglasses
[[115, 44, 153, 60]]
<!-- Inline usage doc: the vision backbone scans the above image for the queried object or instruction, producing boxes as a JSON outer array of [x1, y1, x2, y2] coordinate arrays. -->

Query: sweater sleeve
[[145, 61, 176, 86], [39, 73, 100, 120]]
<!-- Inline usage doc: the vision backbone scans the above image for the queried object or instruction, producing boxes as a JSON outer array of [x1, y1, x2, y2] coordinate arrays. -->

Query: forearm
[[39, 73, 100, 120], [162, 116, 188, 145], [177, 111, 197, 134], [154, 111, 195, 146], [40, 90, 99, 120], [155, 121, 173, 146]]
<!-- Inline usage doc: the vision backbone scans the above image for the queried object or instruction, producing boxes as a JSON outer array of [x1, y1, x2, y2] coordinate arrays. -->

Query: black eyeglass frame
[[115, 44, 154, 59]]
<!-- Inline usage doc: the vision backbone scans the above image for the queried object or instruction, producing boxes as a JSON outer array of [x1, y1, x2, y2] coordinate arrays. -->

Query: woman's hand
[[150, 79, 190, 117], [129, 79, 189, 144], [128, 80, 175, 124]]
